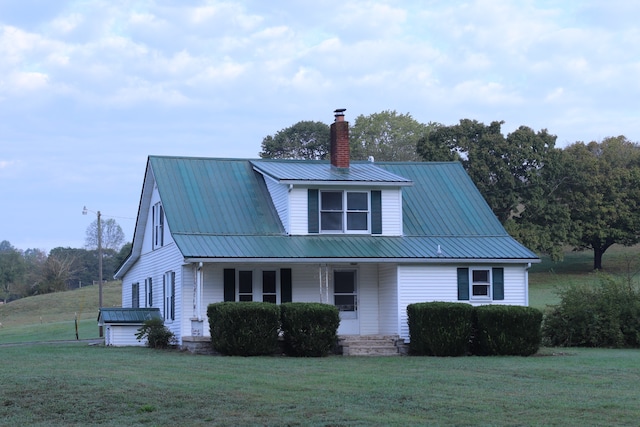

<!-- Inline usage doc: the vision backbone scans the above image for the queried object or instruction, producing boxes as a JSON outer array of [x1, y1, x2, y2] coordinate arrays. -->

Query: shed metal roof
[[98, 308, 162, 324]]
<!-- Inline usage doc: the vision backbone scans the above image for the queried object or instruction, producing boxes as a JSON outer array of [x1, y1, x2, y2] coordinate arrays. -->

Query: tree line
[[0, 219, 130, 303], [260, 111, 640, 270]]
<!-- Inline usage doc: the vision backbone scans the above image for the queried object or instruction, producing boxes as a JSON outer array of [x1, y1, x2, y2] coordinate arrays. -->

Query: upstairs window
[[320, 191, 369, 233], [153, 202, 164, 249]]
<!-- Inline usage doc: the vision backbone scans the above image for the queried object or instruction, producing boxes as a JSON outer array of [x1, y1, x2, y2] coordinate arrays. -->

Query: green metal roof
[[143, 156, 538, 263], [98, 308, 161, 324], [251, 159, 413, 185]]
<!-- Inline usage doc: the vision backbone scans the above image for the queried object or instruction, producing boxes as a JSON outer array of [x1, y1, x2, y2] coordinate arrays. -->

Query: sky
[[1, 0, 639, 253]]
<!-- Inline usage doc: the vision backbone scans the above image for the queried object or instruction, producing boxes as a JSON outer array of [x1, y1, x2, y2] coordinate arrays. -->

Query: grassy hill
[[1, 244, 639, 344], [0, 281, 121, 344]]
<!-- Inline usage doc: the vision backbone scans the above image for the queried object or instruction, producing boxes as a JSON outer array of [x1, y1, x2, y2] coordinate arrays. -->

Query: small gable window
[[320, 191, 369, 233], [152, 202, 164, 249]]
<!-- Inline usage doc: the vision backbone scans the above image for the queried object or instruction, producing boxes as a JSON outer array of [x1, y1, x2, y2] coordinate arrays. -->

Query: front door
[[334, 270, 359, 335]]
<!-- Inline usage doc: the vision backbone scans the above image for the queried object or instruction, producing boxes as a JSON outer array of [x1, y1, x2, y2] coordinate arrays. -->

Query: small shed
[[98, 308, 162, 346]]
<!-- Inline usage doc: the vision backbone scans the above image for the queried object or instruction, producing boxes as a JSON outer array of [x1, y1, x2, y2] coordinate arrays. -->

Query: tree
[[259, 121, 330, 160], [0, 241, 26, 303], [350, 110, 431, 161], [22, 248, 48, 296], [418, 119, 557, 223], [85, 218, 125, 252], [556, 137, 640, 270]]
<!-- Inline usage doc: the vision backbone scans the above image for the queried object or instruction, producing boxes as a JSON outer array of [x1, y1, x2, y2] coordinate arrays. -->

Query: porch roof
[[174, 234, 539, 262]]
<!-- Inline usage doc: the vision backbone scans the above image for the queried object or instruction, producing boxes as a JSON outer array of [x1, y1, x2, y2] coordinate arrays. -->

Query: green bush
[[207, 302, 280, 356], [542, 276, 640, 348], [280, 303, 340, 357], [474, 305, 542, 356], [407, 302, 474, 356], [135, 318, 176, 349]]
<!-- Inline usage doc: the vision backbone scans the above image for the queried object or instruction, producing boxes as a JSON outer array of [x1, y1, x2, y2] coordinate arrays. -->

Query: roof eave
[[183, 257, 540, 264]]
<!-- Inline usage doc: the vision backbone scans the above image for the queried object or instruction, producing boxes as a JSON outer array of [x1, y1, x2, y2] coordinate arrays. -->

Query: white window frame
[[145, 277, 153, 307], [163, 271, 175, 322], [319, 190, 370, 234], [470, 268, 492, 300], [153, 202, 164, 249], [236, 269, 280, 303]]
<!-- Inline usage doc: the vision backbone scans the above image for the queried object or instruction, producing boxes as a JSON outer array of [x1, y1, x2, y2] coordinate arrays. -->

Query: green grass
[[0, 343, 638, 426], [0, 281, 121, 343]]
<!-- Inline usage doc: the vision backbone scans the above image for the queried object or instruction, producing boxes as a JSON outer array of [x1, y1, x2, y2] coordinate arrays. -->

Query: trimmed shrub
[[207, 302, 280, 356], [407, 302, 474, 356], [474, 305, 542, 356], [280, 303, 340, 357], [542, 277, 640, 348], [135, 318, 176, 349]]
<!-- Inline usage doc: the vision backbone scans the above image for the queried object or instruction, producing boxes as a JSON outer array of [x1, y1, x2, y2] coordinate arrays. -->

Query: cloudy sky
[[1, 0, 639, 253]]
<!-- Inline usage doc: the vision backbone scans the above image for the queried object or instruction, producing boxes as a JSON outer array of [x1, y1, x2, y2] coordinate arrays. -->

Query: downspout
[[525, 262, 531, 306]]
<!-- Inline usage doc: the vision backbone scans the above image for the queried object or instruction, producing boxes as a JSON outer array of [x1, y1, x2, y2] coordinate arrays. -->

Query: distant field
[[528, 244, 640, 309], [0, 281, 121, 343]]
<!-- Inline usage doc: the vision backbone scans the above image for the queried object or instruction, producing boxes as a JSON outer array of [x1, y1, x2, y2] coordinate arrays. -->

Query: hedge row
[[207, 302, 339, 357], [543, 277, 640, 348], [408, 302, 542, 356]]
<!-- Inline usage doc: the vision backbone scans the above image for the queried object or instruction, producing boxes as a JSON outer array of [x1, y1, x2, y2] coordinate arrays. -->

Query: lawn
[[0, 343, 638, 426]]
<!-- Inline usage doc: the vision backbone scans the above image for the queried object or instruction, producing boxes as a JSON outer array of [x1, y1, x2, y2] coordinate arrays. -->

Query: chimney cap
[[334, 108, 346, 114]]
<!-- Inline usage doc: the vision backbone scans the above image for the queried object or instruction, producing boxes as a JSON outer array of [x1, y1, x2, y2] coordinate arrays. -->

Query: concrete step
[[339, 335, 404, 356]]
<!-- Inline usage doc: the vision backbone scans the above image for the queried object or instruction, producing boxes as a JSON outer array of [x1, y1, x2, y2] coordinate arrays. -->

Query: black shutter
[[223, 268, 235, 302], [371, 190, 382, 234], [281, 268, 292, 303], [492, 268, 504, 300], [170, 272, 175, 320], [457, 268, 469, 301], [308, 189, 319, 233]]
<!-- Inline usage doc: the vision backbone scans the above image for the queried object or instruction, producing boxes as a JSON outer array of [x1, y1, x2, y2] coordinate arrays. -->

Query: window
[[163, 271, 175, 321], [262, 271, 277, 303], [471, 269, 490, 298], [457, 267, 505, 301], [238, 271, 253, 302], [334, 270, 357, 315], [132, 282, 140, 308], [145, 277, 153, 307], [153, 202, 164, 249], [223, 269, 291, 303], [320, 191, 369, 233]]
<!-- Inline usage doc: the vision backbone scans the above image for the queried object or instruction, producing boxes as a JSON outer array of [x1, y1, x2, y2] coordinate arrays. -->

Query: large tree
[[418, 119, 557, 223], [259, 121, 330, 160], [350, 110, 431, 162], [557, 137, 640, 270]]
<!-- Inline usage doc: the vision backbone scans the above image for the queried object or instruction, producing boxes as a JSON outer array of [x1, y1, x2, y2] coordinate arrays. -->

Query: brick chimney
[[330, 108, 349, 170]]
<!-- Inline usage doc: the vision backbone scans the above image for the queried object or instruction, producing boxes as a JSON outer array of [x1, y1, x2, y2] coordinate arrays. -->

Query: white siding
[[104, 324, 146, 347], [381, 188, 403, 236], [263, 174, 290, 232], [289, 187, 308, 235], [121, 242, 185, 343], [397, 264, 530, 341], [378, 264, 398, 335], [142, 187, 175, 254], [357, 264, 380, 335]]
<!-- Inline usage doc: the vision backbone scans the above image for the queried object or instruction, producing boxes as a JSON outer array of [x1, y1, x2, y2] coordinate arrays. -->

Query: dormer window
[[320, 190, 369, 233]]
